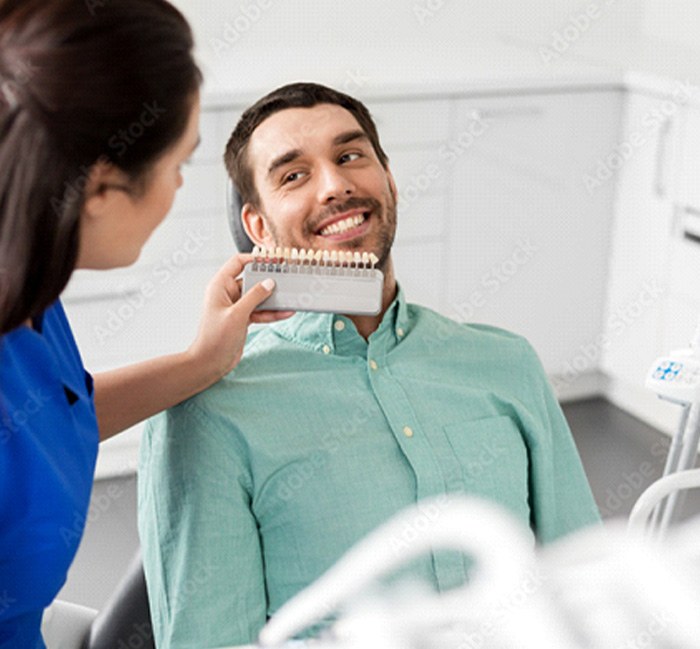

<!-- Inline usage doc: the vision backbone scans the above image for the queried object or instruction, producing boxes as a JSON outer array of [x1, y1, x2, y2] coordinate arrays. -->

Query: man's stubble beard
[[262, 190, 397, 273]]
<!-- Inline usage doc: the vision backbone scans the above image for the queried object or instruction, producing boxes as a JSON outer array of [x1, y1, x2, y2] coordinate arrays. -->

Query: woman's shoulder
[[0, 299, 90, 413]]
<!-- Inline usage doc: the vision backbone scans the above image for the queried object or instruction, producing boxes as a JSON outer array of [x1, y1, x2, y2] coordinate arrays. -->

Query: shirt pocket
[[442, 416, 531, 524]]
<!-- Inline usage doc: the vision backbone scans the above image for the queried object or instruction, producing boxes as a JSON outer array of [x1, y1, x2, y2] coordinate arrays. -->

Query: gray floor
[[565, 397, 695, 520], [58, 397, 700, 611]]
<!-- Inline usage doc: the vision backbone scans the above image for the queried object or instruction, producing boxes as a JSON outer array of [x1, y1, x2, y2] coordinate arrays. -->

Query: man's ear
[[242, 203, 274, 248]]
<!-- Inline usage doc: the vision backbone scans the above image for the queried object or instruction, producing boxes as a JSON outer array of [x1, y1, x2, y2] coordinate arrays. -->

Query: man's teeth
[[319, 213, 366, 236]]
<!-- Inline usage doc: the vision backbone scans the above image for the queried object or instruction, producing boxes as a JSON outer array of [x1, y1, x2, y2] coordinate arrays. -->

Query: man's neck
[[345, 258, 397, 340]]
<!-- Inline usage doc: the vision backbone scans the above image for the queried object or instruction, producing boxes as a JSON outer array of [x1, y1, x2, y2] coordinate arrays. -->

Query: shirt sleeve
[[138, 400, 267, 648], [517, 340, 602, 543]]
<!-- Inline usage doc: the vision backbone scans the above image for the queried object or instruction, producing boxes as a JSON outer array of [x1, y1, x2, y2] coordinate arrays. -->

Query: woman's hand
[[185, 253, 294, 381]]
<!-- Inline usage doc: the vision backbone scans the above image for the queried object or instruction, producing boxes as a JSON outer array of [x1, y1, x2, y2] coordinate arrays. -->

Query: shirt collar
[[271, 284, 411, 356]]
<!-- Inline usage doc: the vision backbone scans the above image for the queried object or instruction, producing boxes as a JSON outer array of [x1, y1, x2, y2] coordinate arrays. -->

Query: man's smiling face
[[241, 103, 397, 270]]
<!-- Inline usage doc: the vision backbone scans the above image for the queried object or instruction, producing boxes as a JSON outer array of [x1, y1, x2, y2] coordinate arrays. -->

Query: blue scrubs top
[[0, 301, 99, 648]]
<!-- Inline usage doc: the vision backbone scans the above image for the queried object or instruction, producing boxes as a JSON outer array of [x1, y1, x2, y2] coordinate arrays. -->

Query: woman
[[0, 1, 290, 645]]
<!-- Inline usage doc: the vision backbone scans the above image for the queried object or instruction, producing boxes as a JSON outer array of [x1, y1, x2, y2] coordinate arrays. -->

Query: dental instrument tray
[[243, 246, 383, 315], [645, 353, 700, 405]]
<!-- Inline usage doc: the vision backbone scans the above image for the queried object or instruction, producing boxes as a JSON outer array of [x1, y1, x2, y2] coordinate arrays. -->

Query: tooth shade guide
[[250, 246, 378, 274], [243, 247, 384, 315]]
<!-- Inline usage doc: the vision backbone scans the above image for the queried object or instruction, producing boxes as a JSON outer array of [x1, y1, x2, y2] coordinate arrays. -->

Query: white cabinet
[[600, 92, 674, 386], [675, 105, 700, 212], [375, 90, 623, 378], [599, 90, 695, 433], [660, 101, 700, 358], [446, 91, 622, 376], [601, 95, 700, 378], [369, 98, 451, 313]]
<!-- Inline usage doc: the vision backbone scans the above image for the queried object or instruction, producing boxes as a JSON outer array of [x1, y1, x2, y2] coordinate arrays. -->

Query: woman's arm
[[93, 254, 292, 440], [94, 351, 217, 440]]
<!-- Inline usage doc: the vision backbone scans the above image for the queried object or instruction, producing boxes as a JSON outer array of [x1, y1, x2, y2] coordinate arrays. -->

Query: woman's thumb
[[235, 278, 276, 316]]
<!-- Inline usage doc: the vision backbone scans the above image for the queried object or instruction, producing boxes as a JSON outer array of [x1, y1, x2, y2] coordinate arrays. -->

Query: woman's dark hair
[[0, 0, 201, 334], [224, 82, 389, 209]]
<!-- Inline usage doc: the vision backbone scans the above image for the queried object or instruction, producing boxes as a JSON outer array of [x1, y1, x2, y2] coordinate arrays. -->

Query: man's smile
[[315, 209, 372, 241], [309, 197, 382, 244]]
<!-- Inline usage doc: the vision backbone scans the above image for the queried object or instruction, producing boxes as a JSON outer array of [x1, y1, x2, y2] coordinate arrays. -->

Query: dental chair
[[227, 182, 254, 252], [41, 600, 96, 649], [86, 551, 154, 649], [42, 552, 154, 649]]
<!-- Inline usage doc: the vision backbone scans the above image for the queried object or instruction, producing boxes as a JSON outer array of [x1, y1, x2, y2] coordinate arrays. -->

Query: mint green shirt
[[138, 288, 599, 648]]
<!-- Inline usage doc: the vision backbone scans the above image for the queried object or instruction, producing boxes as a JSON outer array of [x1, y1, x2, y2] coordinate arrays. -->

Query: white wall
[[170, 0, 644, 50], [168, 0, 647, 92], [641, 0, 700, 52]]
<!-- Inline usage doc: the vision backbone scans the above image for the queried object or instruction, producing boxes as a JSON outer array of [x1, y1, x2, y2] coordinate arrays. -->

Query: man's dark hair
[[224, 82, 389, 208]]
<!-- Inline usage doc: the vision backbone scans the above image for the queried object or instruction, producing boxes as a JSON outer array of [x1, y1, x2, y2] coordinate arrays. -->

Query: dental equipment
[[227, 495, 700, 649], [629, 467, 700, 534], [644, 315, 700, 534]]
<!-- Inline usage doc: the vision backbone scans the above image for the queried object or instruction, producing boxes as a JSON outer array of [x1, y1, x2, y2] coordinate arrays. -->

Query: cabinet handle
[[654, 116, 673, 199], [62, 284, 142, 305], [474, 106, 544, 120], [681, 205, 700, 245]]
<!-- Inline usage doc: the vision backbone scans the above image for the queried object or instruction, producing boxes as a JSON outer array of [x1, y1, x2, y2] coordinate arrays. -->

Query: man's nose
[[317, 164, 355, 204]]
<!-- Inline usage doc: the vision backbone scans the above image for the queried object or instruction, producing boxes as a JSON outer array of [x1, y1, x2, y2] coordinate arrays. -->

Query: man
[[138, 82, 600, 648]]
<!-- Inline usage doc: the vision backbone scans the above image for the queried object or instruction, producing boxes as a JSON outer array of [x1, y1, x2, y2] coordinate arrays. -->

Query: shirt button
[[403, 426, 414, 438], [322, 344, 331, 355], [397, 328, 405, 337], [369, 360, 378, 371], [334, 320, 345, 332]]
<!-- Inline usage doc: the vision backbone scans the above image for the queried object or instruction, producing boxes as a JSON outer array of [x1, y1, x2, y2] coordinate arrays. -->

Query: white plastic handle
[[258, 495, 534, 647], [628, 468, 700, 535]]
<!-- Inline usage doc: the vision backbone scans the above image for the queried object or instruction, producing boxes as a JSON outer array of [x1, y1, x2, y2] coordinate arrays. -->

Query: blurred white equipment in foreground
[[237, 496, 700, 649]]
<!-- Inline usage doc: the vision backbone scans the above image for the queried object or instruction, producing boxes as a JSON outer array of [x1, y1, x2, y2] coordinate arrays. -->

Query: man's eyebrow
[[333, 130, 369, 146], [267, 149, 302, 177], [266, 131, 369, 177]]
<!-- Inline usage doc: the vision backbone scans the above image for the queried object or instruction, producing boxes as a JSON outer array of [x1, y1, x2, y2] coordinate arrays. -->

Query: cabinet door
[[659, 102, 700, 357], [675, 103, 700, 212], [447, 91, 622, 374], [600, 92, 676, 387], [369, 98, 451, 312]]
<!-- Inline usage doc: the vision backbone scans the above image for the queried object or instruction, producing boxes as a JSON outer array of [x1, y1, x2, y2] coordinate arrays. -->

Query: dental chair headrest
[[226, 180, 254, 253]]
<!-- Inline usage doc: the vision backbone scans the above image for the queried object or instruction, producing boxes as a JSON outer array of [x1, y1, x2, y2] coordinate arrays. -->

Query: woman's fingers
[[217, 253, 295, 323], [250, 310, 296, 323], [232, 278, 277, 319]]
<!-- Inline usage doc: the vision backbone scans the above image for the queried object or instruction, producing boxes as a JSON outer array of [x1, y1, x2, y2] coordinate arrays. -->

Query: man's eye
[[283, 171, 303, 184], [339, 152, 362, 164]]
